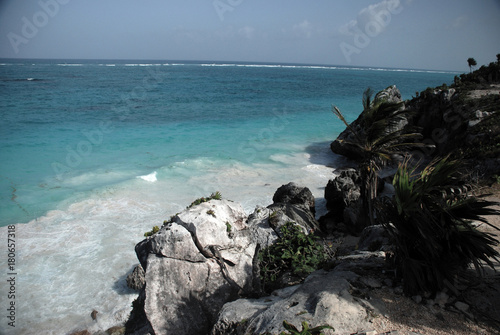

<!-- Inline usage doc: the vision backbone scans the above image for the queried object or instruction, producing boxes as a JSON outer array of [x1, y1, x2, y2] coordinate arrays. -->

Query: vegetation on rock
[[143, 225, 159, 237], [258, 222, 325, 293], [188, 191, 222, 208]]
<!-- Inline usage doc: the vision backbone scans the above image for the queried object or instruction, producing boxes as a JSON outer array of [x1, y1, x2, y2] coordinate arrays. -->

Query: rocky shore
[[71, 61, 500, 335]]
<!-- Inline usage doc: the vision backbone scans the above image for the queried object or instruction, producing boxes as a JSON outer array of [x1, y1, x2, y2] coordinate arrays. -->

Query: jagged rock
[[272, 182, 316, 214], [374, 84, 402, 104], [325, 169, 361, 214], [126, 264, 145, 290], [268, 183, 321, 233], [135, 199, 275, 335], [321, 169, 363, 234], [211, 270, 378, 335]]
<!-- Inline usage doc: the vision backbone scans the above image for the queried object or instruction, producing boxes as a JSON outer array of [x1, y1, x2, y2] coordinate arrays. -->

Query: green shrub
[[259, 222, 325, 293], [380, 156, 500, 295], [280, 321, 333, 335], [188, 191, 222, 208], [144, 225, 160, 237]]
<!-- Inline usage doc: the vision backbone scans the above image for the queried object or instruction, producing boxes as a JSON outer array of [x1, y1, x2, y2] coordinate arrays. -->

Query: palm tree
[[332, 88, 424, 227], [467, 57, 477, 73], [380, 156, 500, 295], [497, 53, 500, 65]]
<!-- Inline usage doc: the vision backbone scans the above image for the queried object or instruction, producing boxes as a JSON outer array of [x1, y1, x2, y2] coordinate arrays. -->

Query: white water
[[0, 144, 341, 335]]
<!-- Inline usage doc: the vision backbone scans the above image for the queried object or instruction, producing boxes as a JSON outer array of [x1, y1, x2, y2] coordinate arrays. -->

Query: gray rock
[[126, 264, 145, 290], [374, 85, 402, 104], [268, 183, 321, 233], [267, 202, 319, 235], [211, 270, 378, 335], [360, 277, 383, 289], [325, 169, 361, 212], [136, 199, 274, 335], [272, 182, 316, 214]]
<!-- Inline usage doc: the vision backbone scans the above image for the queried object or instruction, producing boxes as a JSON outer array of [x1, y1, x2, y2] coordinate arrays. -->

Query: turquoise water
[[1, 60, 456, 226], [0, 60, 457, 334]]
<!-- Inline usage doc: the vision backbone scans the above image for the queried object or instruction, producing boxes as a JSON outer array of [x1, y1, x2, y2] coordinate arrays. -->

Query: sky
[[0, 0, 499, 71]]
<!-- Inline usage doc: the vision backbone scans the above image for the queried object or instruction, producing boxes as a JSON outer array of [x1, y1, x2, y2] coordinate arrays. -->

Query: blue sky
[[0, 0, 499, 71]]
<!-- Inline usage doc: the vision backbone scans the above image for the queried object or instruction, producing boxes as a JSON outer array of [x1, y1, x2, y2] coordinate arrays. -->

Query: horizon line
[[0, 57, 463, 74]]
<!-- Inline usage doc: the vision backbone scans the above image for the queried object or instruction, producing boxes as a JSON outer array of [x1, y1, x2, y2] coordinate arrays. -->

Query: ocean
[[0, 59, 456, 334]]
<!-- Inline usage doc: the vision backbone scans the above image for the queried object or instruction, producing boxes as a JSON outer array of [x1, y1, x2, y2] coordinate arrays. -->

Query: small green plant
[[259, 222, 325, 293], [206, 209, 216, 217], [188, 191, 222, 208], [225, 221, 232, 233], [279, 320, 334, 335], [144, 225, 160, 237]]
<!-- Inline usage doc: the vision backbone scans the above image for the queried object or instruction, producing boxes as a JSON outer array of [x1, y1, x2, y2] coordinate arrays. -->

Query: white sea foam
[[0, 145, 341, 335], [137, 171, 157, 182]]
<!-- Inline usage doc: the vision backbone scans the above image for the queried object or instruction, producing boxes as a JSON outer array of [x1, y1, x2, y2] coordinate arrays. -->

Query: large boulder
[[211, 269, 382, 335], [134, 199, 276, 335], [324, 168, 361, 217], [272, 182, 316, 215], [268, 183, 321, 234]]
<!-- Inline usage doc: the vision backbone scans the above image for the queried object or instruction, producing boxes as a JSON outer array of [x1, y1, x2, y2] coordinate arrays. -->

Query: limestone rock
[[211, 270, 377, 335], [135, 199, 274, 335], [126, 264, 145, 290]]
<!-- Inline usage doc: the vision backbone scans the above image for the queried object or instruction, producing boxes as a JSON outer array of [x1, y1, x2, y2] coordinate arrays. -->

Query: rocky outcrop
[[130, 184, 320, 335], [135, 199, 268, 334], [126, 265, 145, 290], [211, 251, 389, 335], [267, 182, 321, 234], [330, 85, 406, 159]]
